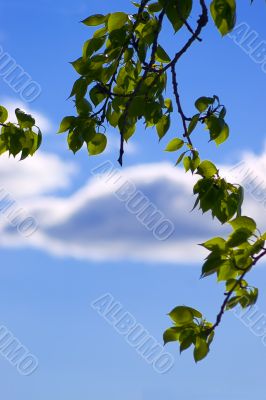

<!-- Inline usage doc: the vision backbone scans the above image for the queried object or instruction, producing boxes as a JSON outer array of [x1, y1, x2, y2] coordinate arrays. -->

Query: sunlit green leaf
[[210, 0, 236, 36], [82, 14, 107, 26], [169, 306, 194, 326], [108, 12, 128, 32], [165, 138, 184, 151], [197, 160, 218, 178], [0, 106, 8, 123], [193, 338, 209, 362], [87, 133, 107, 155]]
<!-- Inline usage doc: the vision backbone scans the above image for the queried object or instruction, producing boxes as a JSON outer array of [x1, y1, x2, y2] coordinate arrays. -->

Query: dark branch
[[164, 0, 208, 72], [210, 248, 266, 333], [171, 65, 193, 148]]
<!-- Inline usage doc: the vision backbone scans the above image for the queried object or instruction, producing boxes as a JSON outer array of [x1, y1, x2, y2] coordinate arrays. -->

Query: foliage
[[0, 106, 41, 159], [61, 0, 266, 362], [2, 0, 265, 362]]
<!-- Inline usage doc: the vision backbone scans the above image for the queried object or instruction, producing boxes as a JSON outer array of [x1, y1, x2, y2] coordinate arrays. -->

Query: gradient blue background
[[0, 1, 265, 399]]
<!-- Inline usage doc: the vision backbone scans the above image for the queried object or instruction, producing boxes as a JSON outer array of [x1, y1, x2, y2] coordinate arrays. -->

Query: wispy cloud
[[0, 146, 266, 264], [0, 151, 77, 198]]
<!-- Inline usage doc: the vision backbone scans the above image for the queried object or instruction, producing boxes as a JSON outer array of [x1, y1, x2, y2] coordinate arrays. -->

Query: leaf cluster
[[0, 106, 42, 160]]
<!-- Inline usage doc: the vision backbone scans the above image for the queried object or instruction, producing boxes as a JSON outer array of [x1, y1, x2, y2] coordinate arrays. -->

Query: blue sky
[[0, 1, 266, 399]]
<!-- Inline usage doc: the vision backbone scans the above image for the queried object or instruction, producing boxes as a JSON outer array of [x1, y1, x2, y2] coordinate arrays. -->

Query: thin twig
[[171, 65, 193, 147], [209, 248, 266, 333], [164, 0, 208, 72]]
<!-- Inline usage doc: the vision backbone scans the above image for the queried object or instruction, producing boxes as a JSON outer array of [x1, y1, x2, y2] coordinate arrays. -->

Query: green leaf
[[249, 239, 264, 255], [0, 136, 7, 155], [155, 45, 171, 63], [175, 151, 187, 165], [249, 288, 259, 306], [76, 98, 92, 115], [210, 0, 236, 36], [15, 108, 35, 129], [195, 97, 214, 112], [163, 327, 181, 344], [124, 48, 134, 62], [90, 85, 106, 106], [180, 336, 194, 353], [193, 338, 209, 362], [93, 26, 108, 38], [82, 14, 107, 26], [67, 129, 84, 153], [87, 133, 107, 155], [190, 153, 200, 172], [226, 296, 241, 310], [236, 186, 244, 217], [148, 2, 163, 12], [183, 156, 191, 172], [217, 260, 237, 281], [124, 123, 136, 141], [36, 127, 42, 152], [219, 106, 227, 119], [197, 160, 218, 178], [69, 77, 88, 100], [140, 19, 158, 45], [58, 116, 76, 133], [179, 329, 195, 353], [188, 114, 200, 134], [129, 96, 146, 118], [227, 228, 253, 248], [78, 120, 96, 143], [201, 255, 222, 277], [207, 331, 215, 345], [156, 115, 170, 140], [118, 114, 137, 141], [132, 2, 141, 8], [201, 237, 227, 252], [70, 57, 90, 75], [226, 279, 245, 291], [159, 0, 193, 33], [168, 306, 194, 326], [0, 106, 8, 123], [229, 216, 256, 233], [214, 122, 229, 145], [186, 307, 202, 319], [164, 98, 173, 112], [165, 138, 184, 152], [108, 12, 128, 32], [107, 107, 120, 127], [206, 115, 223, 138], [206, 115, 229, 145], [82, 36, 106, 59]]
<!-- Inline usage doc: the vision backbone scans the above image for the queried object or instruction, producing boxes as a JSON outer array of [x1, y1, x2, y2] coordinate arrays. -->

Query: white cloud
[[0, 151, 77, 198], [0, 146, 266, 264], [0, 160, 223, 263]]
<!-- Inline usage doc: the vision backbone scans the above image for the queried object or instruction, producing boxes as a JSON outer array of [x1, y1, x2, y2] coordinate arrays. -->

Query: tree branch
[[210, 248, 266, 333]]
